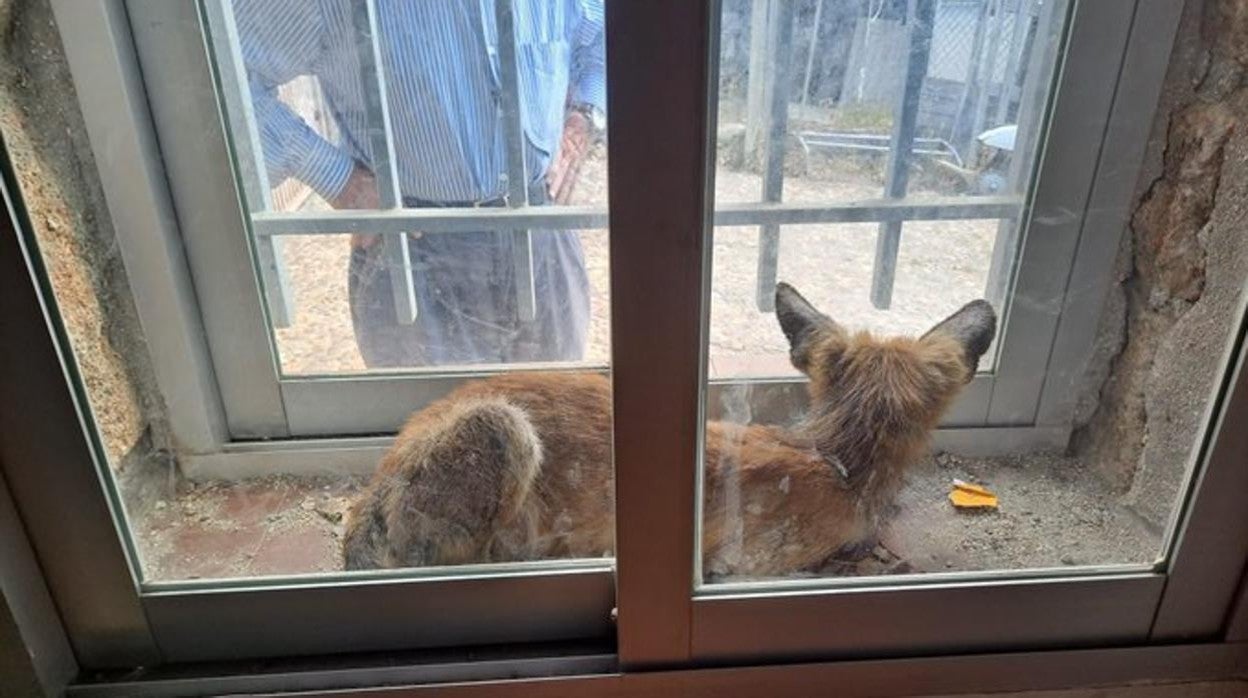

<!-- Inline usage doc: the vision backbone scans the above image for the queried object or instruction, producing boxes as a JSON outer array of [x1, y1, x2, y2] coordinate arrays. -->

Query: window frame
[[102, 0, 1127, 473], [617, 0, 1248, 667], [2, 0, 1244, 681]]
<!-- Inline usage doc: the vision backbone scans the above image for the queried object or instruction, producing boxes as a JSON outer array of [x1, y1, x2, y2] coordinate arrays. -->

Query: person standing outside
[[235, 0, 606, 367]]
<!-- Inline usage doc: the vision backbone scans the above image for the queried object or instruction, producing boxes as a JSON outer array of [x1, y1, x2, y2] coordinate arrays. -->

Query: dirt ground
[[272, 146, 999, 376], [132, 449, 1160, 582]]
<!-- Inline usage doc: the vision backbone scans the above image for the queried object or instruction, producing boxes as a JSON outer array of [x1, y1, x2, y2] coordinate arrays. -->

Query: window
[[127, 0, 618, 581], [2, 0, 1246, 686], [698, 0, 1173, 586]]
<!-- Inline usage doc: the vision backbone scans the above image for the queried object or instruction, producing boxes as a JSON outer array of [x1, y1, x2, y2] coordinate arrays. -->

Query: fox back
[[343, 283, 995, 577]]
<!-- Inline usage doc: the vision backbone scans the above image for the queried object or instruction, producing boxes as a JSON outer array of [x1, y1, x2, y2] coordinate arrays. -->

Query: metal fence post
[[350, 0, 418, 324], [493, 0, 536, 323], [205, 0, 295, 328], [754, 0, 794, 313], [870, 0, 937, 310], [800, 0, 825, 107]]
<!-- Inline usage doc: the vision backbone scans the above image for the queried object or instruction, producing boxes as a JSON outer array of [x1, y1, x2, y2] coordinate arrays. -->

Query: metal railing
[[214, 0, 1030, 328]]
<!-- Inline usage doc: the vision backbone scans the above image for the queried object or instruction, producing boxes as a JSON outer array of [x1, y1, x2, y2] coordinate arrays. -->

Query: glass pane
[[13, 0, 615, 583], [717, 0, 1051, 207], [271, 231, 612, 375], [215, 1, 613, 376], [697, 0, 1246, 587], [709, 219, 1004, 380]]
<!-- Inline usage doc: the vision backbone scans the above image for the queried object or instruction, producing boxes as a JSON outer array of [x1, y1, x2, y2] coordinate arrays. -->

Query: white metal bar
[[493, 0, 536, 323], [250, 195, 1021, 236], [871, 0, 937, 310], [350, 0, 417, 324], [203, 0, 295, 329], [754, 0, 793, 313]]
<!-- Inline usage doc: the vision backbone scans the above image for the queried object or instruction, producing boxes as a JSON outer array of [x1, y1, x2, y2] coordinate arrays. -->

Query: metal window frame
[[12, 0, 1248, 681], [626, 0, 1222, 668], [59, 643, 1248, 697], [6, 118, 1247, 698]]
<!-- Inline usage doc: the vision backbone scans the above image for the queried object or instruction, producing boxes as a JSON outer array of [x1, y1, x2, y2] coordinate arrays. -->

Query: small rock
[[1061, 555, 1077, 566], [889, 560, 914, 575], [301, 498, 317, 511], [155, 500, 167, 510], [315, 508, 343, 525]]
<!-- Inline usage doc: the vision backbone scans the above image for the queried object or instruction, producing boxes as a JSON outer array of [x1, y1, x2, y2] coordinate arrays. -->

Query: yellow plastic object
[[949, 479, 999, 510]]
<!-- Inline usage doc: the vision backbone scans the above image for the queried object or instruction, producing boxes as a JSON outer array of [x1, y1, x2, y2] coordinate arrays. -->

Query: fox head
[[774, 282, 996, 487]]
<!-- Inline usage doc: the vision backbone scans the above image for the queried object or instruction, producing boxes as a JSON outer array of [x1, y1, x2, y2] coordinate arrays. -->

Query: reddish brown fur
[[343, 286, 995, 578]]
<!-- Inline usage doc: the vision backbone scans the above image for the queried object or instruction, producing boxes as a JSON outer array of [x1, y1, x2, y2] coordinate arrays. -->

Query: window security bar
[[207, 0, 295, 328], [493, 0, 537, 323], [222, 0, 541, 327], [350, 0, 418, 324], [249, 195, 1021, 236], [227, 0, 1026, 326], [754, 0, 795, 313], [871, 0, 938, 310]]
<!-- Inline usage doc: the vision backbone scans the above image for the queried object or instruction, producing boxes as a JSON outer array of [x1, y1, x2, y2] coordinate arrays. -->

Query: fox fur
[[343, 283, 996, 578]]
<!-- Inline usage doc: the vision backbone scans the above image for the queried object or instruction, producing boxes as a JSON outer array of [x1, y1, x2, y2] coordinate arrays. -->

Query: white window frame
[[2, 0, 1245, 685]]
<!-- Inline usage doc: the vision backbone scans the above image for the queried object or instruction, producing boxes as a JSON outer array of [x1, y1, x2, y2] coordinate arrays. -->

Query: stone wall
[[1072, 0, 1248, 528], [0, 0, 166, 467]]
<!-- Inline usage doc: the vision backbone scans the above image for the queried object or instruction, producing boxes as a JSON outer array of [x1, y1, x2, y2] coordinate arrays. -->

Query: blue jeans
[[348, 220, 590, 367]]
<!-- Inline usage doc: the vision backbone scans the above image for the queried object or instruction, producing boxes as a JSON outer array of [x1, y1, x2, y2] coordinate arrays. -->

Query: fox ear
[[923, 300, 997, 376], [775, 283, 840, 370]]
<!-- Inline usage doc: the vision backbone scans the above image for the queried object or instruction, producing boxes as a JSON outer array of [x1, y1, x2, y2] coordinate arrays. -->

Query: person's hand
[[331, 164, 383, 250], [546, 110, 593, 205]]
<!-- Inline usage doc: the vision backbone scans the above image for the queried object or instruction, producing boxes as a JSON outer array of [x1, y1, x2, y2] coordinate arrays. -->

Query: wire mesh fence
[[720, 0, 1042, 146]]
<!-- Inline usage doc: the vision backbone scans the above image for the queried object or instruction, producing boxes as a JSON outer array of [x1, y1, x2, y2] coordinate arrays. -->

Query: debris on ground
[[949, 479, 999, 511]]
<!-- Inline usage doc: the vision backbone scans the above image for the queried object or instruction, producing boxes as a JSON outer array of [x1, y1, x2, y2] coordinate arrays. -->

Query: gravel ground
[[272, 147, 998, 376]]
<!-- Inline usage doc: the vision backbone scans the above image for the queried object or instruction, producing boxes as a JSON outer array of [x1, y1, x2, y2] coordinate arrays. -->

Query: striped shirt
[[234, 0, 606, 204]]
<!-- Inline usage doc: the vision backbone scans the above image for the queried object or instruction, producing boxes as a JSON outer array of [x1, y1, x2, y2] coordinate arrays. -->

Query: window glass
[[222, 1, 612, 375], [697, 0, 1243, 586], [17, 0, 616, 583]]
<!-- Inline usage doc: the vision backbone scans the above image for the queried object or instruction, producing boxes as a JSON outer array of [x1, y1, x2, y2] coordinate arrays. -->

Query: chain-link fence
[[721, 0, 1043, 151]]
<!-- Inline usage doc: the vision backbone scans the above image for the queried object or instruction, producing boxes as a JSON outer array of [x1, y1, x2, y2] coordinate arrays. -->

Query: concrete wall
[[1072, 0, 1248, 529]]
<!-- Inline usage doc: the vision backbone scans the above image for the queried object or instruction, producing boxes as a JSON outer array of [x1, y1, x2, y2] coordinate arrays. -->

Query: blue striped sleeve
[[234, 0, 353, 202], [570, 0, 606, 112], [249, 83, 354, 201]]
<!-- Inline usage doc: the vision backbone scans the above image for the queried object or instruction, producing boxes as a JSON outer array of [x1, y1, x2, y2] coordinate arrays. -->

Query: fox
[[342, 282, 996, 578]]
